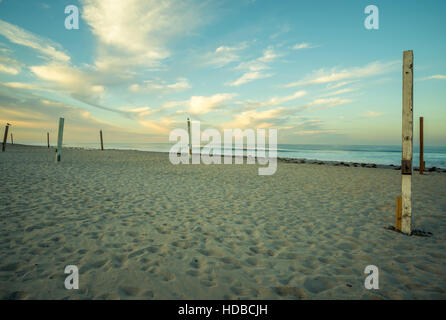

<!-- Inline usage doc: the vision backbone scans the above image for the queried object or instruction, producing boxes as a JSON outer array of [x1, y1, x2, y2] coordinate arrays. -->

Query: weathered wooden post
[[401, 50, 413, 235], [56, 118, 64, 162], [100, 130, 104, 150], [2, 123, 10, 152], [187, 117, 192, 156], [395, 196, 402, 231], [419, 117, 425, 175], [10, 133, 13, 145], [47, 132, 50, 148]]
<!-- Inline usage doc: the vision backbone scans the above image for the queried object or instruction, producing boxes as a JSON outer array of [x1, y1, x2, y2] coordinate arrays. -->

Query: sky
[[0, 0, 445, 146]]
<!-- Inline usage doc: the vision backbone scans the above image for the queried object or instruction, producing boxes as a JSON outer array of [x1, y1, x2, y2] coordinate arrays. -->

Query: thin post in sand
[[2, 123, 10, 152], [187, 117, 192, 156], [419, 117, 425, 174], [47, 132, 50, 148], [401, 50, 414, 235], [100, 130, 104, 151], [56, 118, 65, 162], [10, 133, 13, 145]]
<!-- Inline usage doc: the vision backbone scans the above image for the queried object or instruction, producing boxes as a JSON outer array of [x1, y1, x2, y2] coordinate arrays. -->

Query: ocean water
[[55, 142, 446, 169]]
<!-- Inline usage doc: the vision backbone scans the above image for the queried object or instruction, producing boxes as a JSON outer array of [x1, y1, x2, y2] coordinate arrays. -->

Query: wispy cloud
[[3, 82, 42, 90], [228, 47, 282, 86], [418, 74, 446, 81], [0, 19, 70, 62], [130, 78, 191, 92], [187, 93, 237, 115], [285, 61, 398, 87], [306, 97, 353, 110], [241, 91, 307, 109], [204, 43, 247, 67], [227, 71, 272, 87], [293, 42, 318, 50], [364, 111, 384, 118]]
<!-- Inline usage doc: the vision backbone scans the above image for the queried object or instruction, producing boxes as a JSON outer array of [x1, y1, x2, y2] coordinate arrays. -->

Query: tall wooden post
[[10, 133, 13, 145], [100, 130, 104, 150], [401, 50, 413, 235], [2, 124, 10, 152], [419, 117, 424, 175], [56, 118, 64, 162], [187, 118, 192, 156], [47, 132, 50, 148]]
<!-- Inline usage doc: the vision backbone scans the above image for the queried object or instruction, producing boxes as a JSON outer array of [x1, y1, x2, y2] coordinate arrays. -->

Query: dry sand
[[0, 144, 445, 299]]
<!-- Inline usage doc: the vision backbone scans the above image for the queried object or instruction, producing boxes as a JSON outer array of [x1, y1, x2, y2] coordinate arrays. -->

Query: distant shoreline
[[4, 143, 446, 173]]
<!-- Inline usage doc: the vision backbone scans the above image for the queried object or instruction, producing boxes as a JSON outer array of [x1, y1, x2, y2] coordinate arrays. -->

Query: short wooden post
[[401, 50, 413, 235], [419, 117, 424, 174], [2, 123, 10, 152], [10, 133, 13, 145], [56, 118, 64, 162], [395, 196, 402, 231], [100, 130, 104, 150], [47, 132, 50, 148], [187, 117, 192, 156]]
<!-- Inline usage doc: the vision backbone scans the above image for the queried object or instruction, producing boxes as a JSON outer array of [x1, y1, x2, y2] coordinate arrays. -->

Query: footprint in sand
[[273, 286, 307, 299], [118, 286, 142, 297], [303, 276, 335, 295]]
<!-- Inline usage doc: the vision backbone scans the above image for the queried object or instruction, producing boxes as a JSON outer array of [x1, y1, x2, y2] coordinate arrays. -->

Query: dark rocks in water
[[394, 166, 401, 170], [360, 163, 366, 167], [428, 167, 437, 172]]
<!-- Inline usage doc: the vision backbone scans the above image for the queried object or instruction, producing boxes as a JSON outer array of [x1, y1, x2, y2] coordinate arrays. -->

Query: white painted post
[[56, 117, 65, 162], [187, 117, 192, 156], [401, 50, 413, 235]]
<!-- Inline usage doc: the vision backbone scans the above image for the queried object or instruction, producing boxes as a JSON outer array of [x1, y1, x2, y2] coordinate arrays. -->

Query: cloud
[[0, 54, 22, 75], [3, 82, 41, 90], [129, 78, 191, 92], [322, 87, 357, 96], [226, 107, 287, 128], [0, 63, 20, 75], [205, 43, 247, 67], [418, 74, 446, 81], [364, 111, 384, 118], [188, 93, 236, 115], [326, 80, 358, 89], [285, 61, 398, 87], [227, 71, 272, 87], [306, 97, 352, 110], [242, 91, 307, 109], [228, 47, 282, 86], [30, 63, 104, 101], [0, 19, 70, 62], [293, 42, 318, 50], [81, 0, 204, 70]]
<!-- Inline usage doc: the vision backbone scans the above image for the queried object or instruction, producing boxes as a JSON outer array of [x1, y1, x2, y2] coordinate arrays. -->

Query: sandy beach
[[0, 144, 445, 300]]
